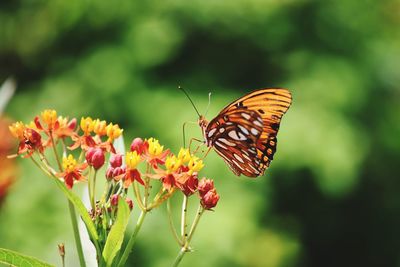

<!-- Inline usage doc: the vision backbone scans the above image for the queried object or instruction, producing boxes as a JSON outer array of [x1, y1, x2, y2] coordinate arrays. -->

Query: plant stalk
[[117, 210, 147, 267]]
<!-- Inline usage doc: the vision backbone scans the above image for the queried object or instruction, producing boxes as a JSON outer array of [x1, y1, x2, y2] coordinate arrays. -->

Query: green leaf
[[102, 198, 130, 267], [54, 179, 99, 242], [0, 248, 54, 267]]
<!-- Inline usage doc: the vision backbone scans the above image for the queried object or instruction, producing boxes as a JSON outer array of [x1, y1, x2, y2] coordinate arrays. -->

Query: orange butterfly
[[196, 88, 292, 177]]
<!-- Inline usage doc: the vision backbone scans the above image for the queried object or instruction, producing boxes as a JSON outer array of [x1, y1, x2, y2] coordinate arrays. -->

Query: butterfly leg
[[188, 137, 205, 155], [201, 146, 212, 160]]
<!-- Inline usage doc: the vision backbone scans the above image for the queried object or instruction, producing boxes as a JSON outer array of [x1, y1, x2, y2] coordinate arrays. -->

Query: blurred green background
[[1, 0, 400, 266]]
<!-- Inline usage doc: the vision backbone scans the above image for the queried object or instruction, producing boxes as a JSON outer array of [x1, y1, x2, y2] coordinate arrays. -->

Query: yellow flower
[[41, 109, 57, 129], [57, 116, 68, 128], [93, 119, 107, 136], [63, 154, 77, 173], [165, 155, 182, 173], [177, 148, 191, 163], [126, 151, 141, 169], [188, 156, 204, 175], [9, 121, 26, 139], [106, 123, 123, 141], [80, 117, 95, 135], [148, 138, 164, 156]]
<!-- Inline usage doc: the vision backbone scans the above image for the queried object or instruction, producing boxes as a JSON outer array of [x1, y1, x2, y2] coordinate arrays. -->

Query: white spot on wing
[[215, 141, 228, 150], [254, 120, 263, 127], [232, 159, 244, 170], [219, 138, 236, 146], [219, 128, 225, 133], [208, 128, 217, 138], [238, 125, 249, 135], [238, 132, 247, 140], [243, 153, 251, 161], [228, 130, 240, 140], [251, 128, 259, 135], [234, 154, 244, 163], [241, 113, 251, 120]]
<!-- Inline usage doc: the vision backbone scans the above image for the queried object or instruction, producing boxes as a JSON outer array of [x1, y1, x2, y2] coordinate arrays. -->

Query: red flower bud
[[198, 178, 214, 197], [130, 138, 148, 155], [110, 194, 119, 206], [181, 174, 198, 196], [86, 147, 105, 169], [114, 166, 125, 177], [201, 188, 220, 210], [106, 167, 114, 180], [126, 198, 133, 210], [110, 153, 123, 168]]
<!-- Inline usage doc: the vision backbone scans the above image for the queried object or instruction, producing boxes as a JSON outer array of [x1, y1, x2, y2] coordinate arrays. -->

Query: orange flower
[[9, 122, 44, 157], [53, 117, 77, 139], [106, 123, 123, 142], [57, 155, 87, 189], [93, 119, 107, 136], [143, 138, 169, 168], [123, 151, 144, 188]]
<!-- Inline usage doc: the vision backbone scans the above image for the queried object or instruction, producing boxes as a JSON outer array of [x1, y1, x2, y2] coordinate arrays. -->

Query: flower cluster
[[8, 109, 220, 267], [103, 137, 219, 210], [8, 110, 123, 189]]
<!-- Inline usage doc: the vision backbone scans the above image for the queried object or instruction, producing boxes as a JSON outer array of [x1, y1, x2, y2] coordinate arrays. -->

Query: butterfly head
[[198, 115, 208, 130]]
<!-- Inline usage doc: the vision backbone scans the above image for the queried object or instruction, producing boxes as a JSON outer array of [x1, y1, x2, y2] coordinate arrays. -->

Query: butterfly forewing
[[203, 88, 292, 177]]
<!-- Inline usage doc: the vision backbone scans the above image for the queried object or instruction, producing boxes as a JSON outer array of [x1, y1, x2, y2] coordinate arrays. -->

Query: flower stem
[[171, 205, 204, 267], [49, 131, 62, 171], [172, 247, 187, 267], [67, 199, 86, 267], [181, 195, 188, 242], [91, 169, 98, 213], [187, 205, 204, 243], [117, 210, 147, 267], [167, 198, 183, 246]]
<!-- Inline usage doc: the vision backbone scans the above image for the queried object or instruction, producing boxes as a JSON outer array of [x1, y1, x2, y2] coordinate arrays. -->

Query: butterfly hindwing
[[206, 108, 265, 177]]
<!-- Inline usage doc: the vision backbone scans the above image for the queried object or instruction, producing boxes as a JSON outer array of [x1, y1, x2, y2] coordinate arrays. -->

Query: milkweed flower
[[106, 123, 123, 142], [93, 119, 107, 136], [57, 154, 88, 189], [187, 156, 204, 175], [123, 151, 144, 187], [177, 148, 191, 163], [143, 138, 169, 168], [9, 122, 44, 157], [53, 117, 77, 139], [81, 117, 95, 136]]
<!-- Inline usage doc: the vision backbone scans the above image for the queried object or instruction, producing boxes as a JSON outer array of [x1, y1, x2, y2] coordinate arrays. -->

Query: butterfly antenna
[[179, 86, 201, 117], [204, 92, 211, 117]]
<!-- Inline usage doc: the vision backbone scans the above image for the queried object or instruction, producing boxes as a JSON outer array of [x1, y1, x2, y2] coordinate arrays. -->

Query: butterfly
[[198, 88, 292, 177]]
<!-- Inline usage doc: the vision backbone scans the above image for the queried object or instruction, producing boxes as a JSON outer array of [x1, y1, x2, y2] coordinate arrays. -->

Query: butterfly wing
[[206, 88, 292, 177], [205, 108, 265, 177]]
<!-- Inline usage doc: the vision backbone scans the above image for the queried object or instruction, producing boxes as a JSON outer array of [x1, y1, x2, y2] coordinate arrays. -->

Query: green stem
[[167, 198, 183, 246], [117, 210, 147, 267], [90, 169, 97, 213], [187, 205, 204, 243], [49, 131, 62, 171], [181, 195, 188, 242], [68, 200, 87, 267], [171, 205, 204, 267], [172, 247, 187, 267]]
